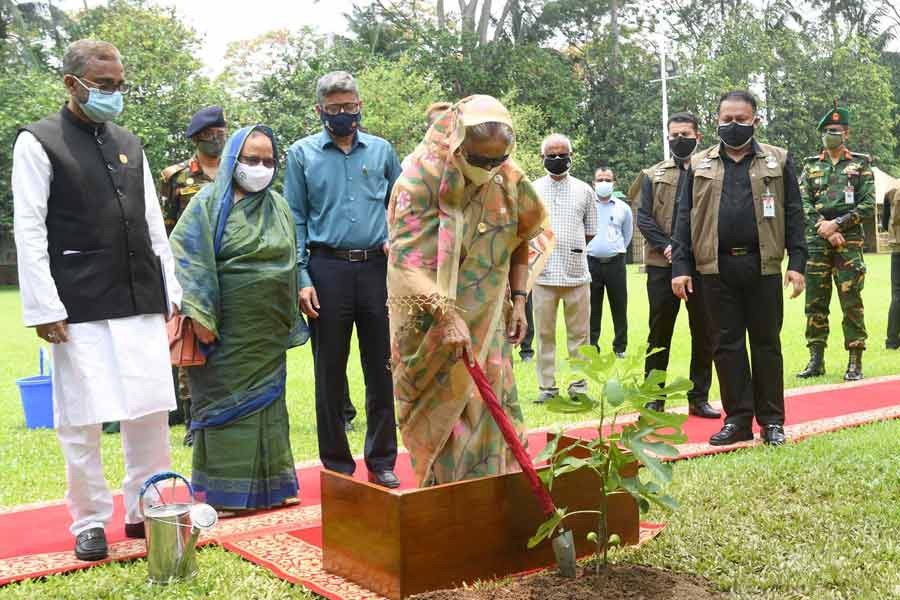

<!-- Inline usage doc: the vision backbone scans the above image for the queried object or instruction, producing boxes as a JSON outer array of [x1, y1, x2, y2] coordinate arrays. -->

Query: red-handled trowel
[[465, 359, 577, 577]]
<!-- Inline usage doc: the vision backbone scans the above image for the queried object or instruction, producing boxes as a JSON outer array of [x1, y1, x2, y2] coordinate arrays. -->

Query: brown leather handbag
[[166, 315, 206, 367]]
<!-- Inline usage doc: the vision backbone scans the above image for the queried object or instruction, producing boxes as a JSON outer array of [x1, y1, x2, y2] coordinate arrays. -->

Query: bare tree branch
[[477, 0, 492, 44]]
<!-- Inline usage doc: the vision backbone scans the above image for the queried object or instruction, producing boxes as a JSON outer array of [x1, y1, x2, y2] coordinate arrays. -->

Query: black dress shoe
[[761, 424, 786, 446], [688, 401, 721, 419], [124, 521, 145, 539], [75, 527, 108, 561], [368, 470, 400, 488], [644, 400, 665, 412], [709, 424, 753, 446]]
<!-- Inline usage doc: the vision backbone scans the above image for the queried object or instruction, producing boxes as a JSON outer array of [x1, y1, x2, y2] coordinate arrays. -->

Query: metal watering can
[[139, 472, 218, 584]]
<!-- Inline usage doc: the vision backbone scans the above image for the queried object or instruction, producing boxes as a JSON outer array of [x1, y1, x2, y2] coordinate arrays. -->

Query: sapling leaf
[[587, 531, 598, 543], [535, 433, 561, 463], [546, 394, 598, 414], [527, 507, 565, 549]]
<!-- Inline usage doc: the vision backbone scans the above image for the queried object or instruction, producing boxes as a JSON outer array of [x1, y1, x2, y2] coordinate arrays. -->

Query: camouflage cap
[[817, 103, 849, 132]]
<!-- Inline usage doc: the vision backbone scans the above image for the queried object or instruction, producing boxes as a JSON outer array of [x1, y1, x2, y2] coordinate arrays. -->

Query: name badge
[[844, 185, 855, 205], [762, 191, 776, 218]]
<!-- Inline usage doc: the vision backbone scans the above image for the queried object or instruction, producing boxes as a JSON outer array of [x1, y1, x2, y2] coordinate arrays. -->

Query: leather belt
[[589, 254, 622, 264], [310, 245, 384, 262], [721, 247, 759, 256]]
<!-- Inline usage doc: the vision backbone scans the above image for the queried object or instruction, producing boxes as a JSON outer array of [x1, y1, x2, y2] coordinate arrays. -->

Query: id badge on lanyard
[[762, 187, 776, 219], [844, 185, 855, 205]]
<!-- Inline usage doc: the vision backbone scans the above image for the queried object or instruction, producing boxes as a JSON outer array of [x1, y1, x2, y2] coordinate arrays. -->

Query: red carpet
[[1, 377, 899, 596]]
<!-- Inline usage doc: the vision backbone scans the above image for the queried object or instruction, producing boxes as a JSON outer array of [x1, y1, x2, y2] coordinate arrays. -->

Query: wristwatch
[[511, 290, 528, 300]]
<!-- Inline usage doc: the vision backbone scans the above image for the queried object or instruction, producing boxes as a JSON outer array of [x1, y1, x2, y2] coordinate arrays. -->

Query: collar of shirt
[[189, 156, 203, 176], [817, 147, 852, 162], [316, 128, 369, 152], [718, 139, 761, 164]]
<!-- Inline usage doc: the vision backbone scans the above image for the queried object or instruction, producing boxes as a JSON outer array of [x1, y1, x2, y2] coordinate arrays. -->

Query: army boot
[[796, 344, 825, 378], [843, 348, 863, 381]]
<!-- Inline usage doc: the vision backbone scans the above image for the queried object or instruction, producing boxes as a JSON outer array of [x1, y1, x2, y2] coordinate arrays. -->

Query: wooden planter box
[[321, 435, 640, 599]]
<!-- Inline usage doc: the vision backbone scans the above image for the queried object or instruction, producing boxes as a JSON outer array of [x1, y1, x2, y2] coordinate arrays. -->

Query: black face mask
[[543, 155, 571, 175], [322, 111, 361, 137], [718, 121, 755, 149], [669, 137, 698, 160]]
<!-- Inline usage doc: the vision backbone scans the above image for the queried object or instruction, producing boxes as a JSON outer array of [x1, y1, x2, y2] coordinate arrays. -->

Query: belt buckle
[[347, 249, 366, 262]]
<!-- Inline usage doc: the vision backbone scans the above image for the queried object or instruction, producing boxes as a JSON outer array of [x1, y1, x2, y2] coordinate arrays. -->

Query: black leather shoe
[[688, 401, 721, 419], [761, 424, 786, 446], [709, 424, 753, 446], [368, 470, 400, 489], [124, 521, 145, 539], [75, 527, 108, 561], [644, 400, 665, 412]]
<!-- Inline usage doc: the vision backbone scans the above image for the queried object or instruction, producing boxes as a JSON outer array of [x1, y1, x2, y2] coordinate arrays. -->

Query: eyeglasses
[[74, 76, 131, 95], [823, 128, 844, 135], [238, 156, 276, 168], [464, 152, 509, 170], [544, 153, 570, 160], [321, 102, 361, 116], [196, 130, 227, 142]]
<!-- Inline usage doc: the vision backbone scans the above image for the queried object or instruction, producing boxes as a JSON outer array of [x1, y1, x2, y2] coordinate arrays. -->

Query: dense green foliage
[[1, 0, 898, 229]]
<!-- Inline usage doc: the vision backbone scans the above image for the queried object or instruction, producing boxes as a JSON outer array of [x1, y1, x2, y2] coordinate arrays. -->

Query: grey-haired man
[[284, 71, 401, 487]]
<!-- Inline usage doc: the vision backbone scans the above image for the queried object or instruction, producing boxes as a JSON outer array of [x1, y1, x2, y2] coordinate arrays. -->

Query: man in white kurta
[[12, 39, 180, 561]]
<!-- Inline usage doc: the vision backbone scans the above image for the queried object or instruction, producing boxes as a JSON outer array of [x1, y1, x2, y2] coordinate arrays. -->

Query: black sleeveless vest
[[19, 107, 167, 323]]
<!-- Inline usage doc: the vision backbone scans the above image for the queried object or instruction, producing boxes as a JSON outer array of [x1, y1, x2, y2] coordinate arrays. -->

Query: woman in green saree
[[386, 95, 554, 487], [170, 125, 307, 510]]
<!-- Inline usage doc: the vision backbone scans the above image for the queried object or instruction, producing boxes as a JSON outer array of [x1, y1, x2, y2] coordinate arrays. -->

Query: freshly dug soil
[[411, 564, 727, 600]]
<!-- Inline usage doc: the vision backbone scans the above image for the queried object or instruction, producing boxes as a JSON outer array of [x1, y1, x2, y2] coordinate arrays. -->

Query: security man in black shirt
[[632, 111, 718, 418], [672, 90, 807, 447]]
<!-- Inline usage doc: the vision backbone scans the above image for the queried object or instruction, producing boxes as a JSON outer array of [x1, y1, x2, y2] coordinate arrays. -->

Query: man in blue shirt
[[284, 71, 401, 487], [586, 167, 633, 357]]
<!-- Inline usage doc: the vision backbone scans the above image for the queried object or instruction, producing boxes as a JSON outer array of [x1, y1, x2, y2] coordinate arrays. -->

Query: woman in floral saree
[[387, 95, 554, 487], [170, 125, 307, 511]]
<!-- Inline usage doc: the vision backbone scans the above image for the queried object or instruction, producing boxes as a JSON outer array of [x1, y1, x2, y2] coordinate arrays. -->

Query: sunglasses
[[544, 153, 570, 160], [464, 152, 509, 170], [238, 156, 276, 168]]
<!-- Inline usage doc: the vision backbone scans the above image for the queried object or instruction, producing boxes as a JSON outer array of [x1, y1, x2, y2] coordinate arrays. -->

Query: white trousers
[[56, 411, 171, 536]]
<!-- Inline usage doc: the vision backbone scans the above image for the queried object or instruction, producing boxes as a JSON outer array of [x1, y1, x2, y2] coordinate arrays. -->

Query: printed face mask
[[459, 154, 499, 187], [234, 162, 274, 193]]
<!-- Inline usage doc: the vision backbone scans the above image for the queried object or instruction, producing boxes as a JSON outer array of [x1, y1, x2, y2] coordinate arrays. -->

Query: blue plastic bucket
[[16, 348, 54, 429]]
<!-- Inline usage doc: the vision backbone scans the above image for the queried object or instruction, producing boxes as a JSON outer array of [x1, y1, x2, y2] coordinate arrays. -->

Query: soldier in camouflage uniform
[[796, 103, 873, 381], [159, 106, 226, 444]]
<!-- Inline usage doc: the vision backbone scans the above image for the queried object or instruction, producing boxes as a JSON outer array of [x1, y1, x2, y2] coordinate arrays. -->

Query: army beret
[[185, 106, 226, 138], [817, 106, 849, 131]]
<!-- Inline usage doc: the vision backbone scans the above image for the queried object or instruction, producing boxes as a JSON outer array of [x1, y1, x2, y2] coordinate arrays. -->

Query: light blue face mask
[[74, 77, 124, 123]]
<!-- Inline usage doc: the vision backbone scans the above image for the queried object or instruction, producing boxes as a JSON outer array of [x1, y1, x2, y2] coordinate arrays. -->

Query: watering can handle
[[139, 471, 194, 518]]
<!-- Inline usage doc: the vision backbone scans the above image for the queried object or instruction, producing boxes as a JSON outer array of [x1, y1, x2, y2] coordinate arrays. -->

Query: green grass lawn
[[0, 253, 897, 598]]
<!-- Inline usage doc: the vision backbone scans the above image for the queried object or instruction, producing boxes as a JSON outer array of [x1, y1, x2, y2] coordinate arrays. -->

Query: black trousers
[[588, 254, 628, 353], [520, 292, 535, 357], [701, 254, 785, 428], [644, 265, 715, 403], [308, 253, 397, 474], [887, 252, 900, 349]]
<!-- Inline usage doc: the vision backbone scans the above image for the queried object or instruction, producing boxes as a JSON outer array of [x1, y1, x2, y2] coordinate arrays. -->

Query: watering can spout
[[177, 504, 218, 578]]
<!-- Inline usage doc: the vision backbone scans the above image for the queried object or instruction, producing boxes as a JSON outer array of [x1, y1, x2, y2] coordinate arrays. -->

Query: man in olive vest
[[632, 111, 718, 419], [796, 103, 874, 381], [883, 187, 900, 350], [672, 90, 807, 447], [159, 106, 226, 445], [13, 39, 180, 561]]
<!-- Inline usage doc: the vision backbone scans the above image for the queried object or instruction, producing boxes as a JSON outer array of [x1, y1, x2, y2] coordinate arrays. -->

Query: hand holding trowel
[[464, 356, 577, 577]]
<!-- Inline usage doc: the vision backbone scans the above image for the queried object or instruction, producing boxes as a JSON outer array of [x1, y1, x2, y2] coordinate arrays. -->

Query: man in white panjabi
[[12, 39, 180, 562]]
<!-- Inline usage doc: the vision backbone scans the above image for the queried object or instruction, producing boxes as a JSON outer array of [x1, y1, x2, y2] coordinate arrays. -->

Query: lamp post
[[650, 38, 679, 161]]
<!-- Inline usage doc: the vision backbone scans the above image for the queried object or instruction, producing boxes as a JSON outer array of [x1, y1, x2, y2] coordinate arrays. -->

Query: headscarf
[[387, 95, 554, 315], [171, 125, 307, 349]]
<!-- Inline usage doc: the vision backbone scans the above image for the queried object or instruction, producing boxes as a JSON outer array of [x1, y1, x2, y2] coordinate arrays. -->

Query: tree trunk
[[610, 0, 620, 67], [477, 0, 492, 44], [437, 0, 445, 29], [494, 0, 513, 41], [459, 0, 479, 34]]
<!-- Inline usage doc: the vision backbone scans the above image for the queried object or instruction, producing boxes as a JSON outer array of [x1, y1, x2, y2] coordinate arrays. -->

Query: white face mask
[[595, 181, 614, 198], [234, 162, 274, 193], [459, 155, 499, 187]]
